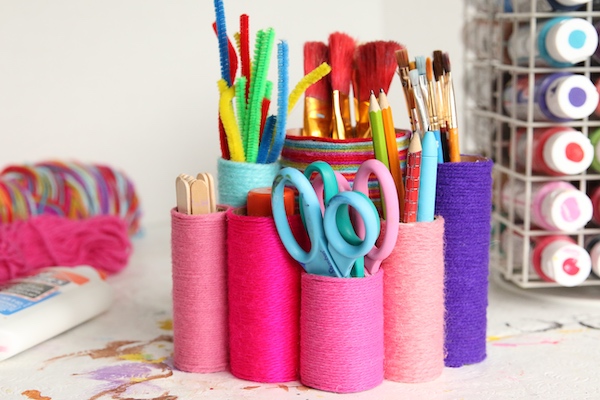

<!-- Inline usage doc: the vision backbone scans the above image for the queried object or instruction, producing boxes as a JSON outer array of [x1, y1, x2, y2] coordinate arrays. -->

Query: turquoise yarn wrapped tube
[[217, 158, 281, 207]]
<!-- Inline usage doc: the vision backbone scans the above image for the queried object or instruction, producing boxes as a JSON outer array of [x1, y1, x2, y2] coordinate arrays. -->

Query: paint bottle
[[507, 17, 598, 68], [588, 127, 600, 172], [594, 77, 600, 117], [514, 127, 594, 176], [0, 266, 113, 361], [504, 0, 591, 12], [501, 180, 593, 231], [584, 235, 600, 277], [588, 185, 600, 225], [501, 230, 592, 286], [503, 72, 599, 121]]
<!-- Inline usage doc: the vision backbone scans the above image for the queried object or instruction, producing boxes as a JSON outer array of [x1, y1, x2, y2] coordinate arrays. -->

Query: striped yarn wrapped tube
[[280, 128, 410, 212], [435, 155, 493, 368], [0, 161, 141, 235], [381, 218, 445, 383], [217, 158, 280, 207], [227, 208, 305, 382], [300, 271, 384, 393], [171, 207, 229, 373]]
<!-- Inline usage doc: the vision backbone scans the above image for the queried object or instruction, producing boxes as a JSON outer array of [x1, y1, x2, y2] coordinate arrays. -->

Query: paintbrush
[[328, 32, 356, 139], [303, 41, 332, 137], [353, 40, 403, 138], [433, 50, 450, 162], [395, 48, 418, 133], [443, 52, 460, 162]]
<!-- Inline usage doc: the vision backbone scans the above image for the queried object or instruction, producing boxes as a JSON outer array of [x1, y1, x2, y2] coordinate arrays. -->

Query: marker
[[417, 131, 438, 222]]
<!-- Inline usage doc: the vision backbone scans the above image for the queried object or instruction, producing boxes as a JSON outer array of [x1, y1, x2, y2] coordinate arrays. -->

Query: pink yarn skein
[[0, 214, 132, 283]]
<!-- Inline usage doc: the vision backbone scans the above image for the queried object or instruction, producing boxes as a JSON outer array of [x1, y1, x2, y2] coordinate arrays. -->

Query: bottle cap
[[545, 18, 598, 64], [540, 187, 592, 231], [545, 75, 599, 120], [543, 128, 593, 175], [539, 238, 591, 287], [247, 187, 295, 217]]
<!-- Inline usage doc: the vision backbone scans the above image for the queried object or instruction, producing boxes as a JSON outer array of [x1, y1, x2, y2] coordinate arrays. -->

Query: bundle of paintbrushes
[[302, 33, 404, 139], [212, 0, 331, 164], [395, 49, 461, 163]]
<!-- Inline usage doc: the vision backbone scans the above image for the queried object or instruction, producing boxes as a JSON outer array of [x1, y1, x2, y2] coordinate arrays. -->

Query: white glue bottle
[[501, 180, 593, 231], [501, 230, 592, 287], [514, 127, 594, 176], [508, 17, 598, 67], [0, 266, 113, 361], [503, 72, 599, 122]]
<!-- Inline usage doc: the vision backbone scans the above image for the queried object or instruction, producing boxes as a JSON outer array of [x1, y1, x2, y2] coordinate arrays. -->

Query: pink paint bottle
[[502, 230, 592, 286], [588, 185, 600, 225], [515, 127, 594, 176], [584, 236, 600, 278], [501, 180, 593, 231]]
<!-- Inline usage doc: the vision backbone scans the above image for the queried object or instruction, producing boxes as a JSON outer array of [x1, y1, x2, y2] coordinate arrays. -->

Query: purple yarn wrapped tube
[[435, 155, 493, 367]]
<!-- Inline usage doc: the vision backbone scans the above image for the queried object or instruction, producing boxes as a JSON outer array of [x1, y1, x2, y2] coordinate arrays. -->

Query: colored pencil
[[402, 133, 422, 224]]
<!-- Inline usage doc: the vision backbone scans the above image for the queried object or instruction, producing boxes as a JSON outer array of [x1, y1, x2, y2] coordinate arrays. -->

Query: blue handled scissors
[[271, 167, 381, 278], [309, 159, 400, 276]]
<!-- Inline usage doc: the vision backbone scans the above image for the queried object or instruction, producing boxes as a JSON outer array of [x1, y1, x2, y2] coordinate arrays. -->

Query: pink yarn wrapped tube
[[227, 208, 304, 383], [300, 270, 384, 393], [170, 207, 229, 373], [381, 218, 445, 382]]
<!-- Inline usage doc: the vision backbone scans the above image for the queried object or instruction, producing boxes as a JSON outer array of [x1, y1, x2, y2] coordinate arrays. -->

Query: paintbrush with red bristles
[[353, 40, 403, 138], [328, 32, 356, 140], [303, 41, 332, 137]]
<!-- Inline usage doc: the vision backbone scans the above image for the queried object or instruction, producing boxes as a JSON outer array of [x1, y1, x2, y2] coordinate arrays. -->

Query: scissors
[[271, 167, 381, 278], [308, 159, 399, 276]]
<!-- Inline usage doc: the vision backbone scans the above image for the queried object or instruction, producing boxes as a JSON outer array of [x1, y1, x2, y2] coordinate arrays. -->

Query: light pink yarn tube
[[170, 207, 228, 373], [300, 271, 384, 393], [381, 217, 445, 382]]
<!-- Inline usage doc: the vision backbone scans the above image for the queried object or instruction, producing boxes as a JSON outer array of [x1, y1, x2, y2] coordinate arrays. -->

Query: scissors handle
[[272, 167, 341, 277], [323, 191, 380, 278], [352, 159, 400, 275]]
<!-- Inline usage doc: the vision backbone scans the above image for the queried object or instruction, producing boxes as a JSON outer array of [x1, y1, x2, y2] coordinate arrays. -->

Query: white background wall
[[0, 1, 465, 228]]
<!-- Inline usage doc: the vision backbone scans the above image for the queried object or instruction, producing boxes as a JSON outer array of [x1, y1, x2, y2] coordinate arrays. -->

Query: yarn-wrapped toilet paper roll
[[171, 207, 229, 373], [381, 217, 445, 382], [435, 155, 493, 367], [217, 158, 281, 207]]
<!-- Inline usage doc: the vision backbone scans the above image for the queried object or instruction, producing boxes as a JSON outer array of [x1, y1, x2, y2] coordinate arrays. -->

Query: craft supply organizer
[[465, 0, 600, 288]]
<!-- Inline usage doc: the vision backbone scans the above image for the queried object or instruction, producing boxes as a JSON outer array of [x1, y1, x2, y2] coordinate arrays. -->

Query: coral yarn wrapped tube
[[170, 207, 229, 373], [435, 156, 493, 367], [381, 218, 445, 383], [300, 270, 384, 393], [227, 208, 304, 382]]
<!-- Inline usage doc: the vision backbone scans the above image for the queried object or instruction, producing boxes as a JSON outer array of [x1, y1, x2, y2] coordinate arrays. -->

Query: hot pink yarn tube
[[300, 271, 384, 393], [227, 208, 304, 383], [171, 207, 228, 373], [381, 218, 445, 382]]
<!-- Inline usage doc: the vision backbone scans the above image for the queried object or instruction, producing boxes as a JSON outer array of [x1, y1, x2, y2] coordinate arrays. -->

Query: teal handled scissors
[[309, 159, 399, 276], [271, 167, 381, 278]]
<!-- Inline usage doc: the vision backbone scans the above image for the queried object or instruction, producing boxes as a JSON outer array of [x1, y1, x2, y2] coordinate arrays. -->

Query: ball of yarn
[[0, 160, 141, 235], [0, 214, 131, 283]]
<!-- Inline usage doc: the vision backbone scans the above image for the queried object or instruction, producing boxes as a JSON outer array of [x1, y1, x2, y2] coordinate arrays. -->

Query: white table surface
[[2, 222, 600, 400]]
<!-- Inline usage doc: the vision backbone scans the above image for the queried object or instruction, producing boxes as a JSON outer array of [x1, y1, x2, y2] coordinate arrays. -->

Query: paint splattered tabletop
[[2, 224, 600, 399]]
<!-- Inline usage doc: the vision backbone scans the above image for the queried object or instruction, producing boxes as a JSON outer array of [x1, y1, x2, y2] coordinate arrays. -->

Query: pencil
[[402, 133, 422, 224], [369, 91, 389, 169], [416, 130, 437, 222], [378, 89, 404, 218]]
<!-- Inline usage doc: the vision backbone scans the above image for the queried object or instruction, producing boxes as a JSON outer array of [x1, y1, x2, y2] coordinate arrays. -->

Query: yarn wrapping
[[217, 158, 280, 207], [170, 207, 229, 373], [0, 214, 131, 283], [300, 271, 384, 393], [0, 160, 141, 235], [381, 218, 445, 382], [280, 129, 410, 213], [435, 156, 493, 367], [227, 208, 305, 382]]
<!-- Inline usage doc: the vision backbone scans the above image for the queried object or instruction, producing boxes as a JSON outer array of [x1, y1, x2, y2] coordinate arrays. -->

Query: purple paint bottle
[[503, 72, 599, 121]]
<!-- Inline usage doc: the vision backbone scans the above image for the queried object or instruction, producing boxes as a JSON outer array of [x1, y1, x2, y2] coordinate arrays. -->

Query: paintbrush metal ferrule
[[331, 90, 346, 140]]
